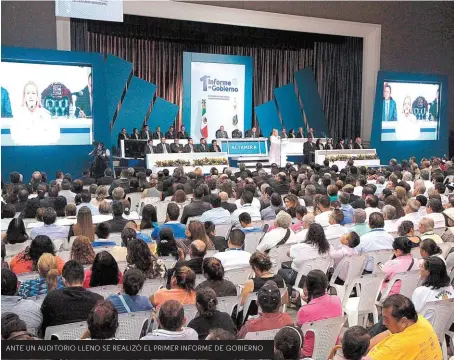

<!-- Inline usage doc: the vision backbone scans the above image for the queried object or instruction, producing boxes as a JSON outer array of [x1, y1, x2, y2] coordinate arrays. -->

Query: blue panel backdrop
[[294, 68, 328, 137], [111, 76, 156, 145], [370, 71, 449, 163], [1, 46, 109, 180], [274, 84, 304, 132], [255, 100, 282, 138], [148, 97, 179, 133]]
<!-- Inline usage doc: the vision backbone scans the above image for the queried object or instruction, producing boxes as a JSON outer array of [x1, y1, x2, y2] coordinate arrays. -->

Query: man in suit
[[245, 126, 260, 138], [156, 137, 171, 154], [165, 126, 175, 139], [118, 128, 128, 144], [177, 125, 189, 139], [198, 138, 209, 152], [181, 186, 212, 224], [144, 139, 155, 156], [307, 127, 315, 139], [295, 127, 305, 138], [232, 129, 243, 138], [303, 137, 316, 164], [354, 137, 364, 149], [382, 83, 397, 121], [280, 128, 288, 138], [219, 191, 237, 213], [97, 168, 114, 186], [336, 139, 345, 149], [170, 139, 183, 153], [130, 128, 140, 140], [81, 169, 96, 186], [210, 140, 221, 152], [183, 138, 198, 153], [75, 73, 92, 118], [140, 125, 152, 140], [152, 126, 162, 140], [215, 126, 228, 139]]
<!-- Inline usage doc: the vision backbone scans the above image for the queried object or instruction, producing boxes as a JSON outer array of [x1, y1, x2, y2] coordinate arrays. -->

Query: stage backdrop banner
[[55, 0, 123, 22], [183, 53, 253, 144]]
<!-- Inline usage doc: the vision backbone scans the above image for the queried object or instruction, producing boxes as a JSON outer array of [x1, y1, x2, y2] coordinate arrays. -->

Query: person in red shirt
[[238, 280, 292, 339]]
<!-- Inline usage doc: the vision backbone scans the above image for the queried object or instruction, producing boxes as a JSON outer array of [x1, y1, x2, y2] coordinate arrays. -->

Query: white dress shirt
[[355, 228, 394, 272], [324, 224, 349, 240], [235, 197, 261, 210], [395, 212, 422, 228], [230, 204, 261, 227], [256, 227, 298, 252], [199, 207, 231, 225], [214, 249, 252, 271], [384, 219, 398, 233], [364, 207, 381, 222], [315, 211, 331, 227], [289, 242, 330, 271]]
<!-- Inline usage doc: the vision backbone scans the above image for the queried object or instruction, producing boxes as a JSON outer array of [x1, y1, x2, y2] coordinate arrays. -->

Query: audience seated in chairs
[[82, 300, 120, 340], [2, 217, 29, 244], [92, 222, 115, 247], [126, 239, 165, 280], [1, 312, 41, 340], [140, 204, 158, 230], [151, 266, 196, 308], [151, 203, 186, 240], [239, 212, 263, 234], [214, 229, 251, 271], [31, 208, 69, 240], [274, 326, 311, 360], [70, 235, 95, 266], [106, 202, 129, 233], [196, 257, 237, 297], [68, 206, 95, 242], [110, 228, 135, 263], [83, 251, 123, 288]]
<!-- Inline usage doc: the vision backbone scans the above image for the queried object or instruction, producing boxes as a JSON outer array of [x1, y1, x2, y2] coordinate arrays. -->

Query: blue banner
[[221, 140, 267, 155]]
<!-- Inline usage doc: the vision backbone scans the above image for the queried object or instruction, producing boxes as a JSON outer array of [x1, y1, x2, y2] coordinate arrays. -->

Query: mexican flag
[[201, 99, 208, 138]]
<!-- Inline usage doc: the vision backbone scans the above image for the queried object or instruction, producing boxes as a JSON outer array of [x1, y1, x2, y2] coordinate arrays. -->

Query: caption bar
[[2, 340, 274, 359]]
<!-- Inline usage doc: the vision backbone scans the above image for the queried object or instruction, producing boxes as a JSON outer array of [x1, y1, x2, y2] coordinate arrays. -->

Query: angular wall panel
[[148, 97, 179, 135], [255, 100, 282, 138], [274, 83, 305, 132]]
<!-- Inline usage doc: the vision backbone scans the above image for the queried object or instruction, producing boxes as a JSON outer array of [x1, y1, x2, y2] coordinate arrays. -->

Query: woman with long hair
[[54, 196, 67, 217], [84, 251, 122, 288], [91, 186, 108, 208], [187, 288, 236, 340], [151, 266, 196, 307], [283, 194, 300, 219], [419, 238, 445, 263], [70, 236, 95, 265], [315, 139, 324, 150], [2, 218, 29, 244], [10, 235, 64, 274], [140, 204, 158, 230], [269, 129, 281, 166], [156, 228, 181, 260], [395, 186, 408, 207], [384, 195, 406, 218], [17, 253, 64, 298], [126, 239, 164, 279], [184, 220, 214, 250], [273, 326, 306, 360], [68, 206, 95, 242]]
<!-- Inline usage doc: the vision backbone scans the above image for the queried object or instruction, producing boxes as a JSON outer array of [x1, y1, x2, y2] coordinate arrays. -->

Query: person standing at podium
[[215, 126, 228, 139], [198, 138, 209, 152], [156, 137, 171, 153], [144, 139, 155, 155], [269, 129, 281, 166], [210, 140, 222, 152], [183, 138, 198, 153], [245, 126, 260, 138], [336, 139, 345, 149], [296, 127, 305, 138], [303, 137, 316, 164]]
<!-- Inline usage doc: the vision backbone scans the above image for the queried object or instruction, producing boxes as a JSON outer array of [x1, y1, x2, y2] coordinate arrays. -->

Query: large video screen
[[381, 81, 440, 141], [1, 62, 93, 146]]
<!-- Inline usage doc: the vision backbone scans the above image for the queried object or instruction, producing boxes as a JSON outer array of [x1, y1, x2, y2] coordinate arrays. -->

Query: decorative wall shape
[[255, 100, 282, 137]]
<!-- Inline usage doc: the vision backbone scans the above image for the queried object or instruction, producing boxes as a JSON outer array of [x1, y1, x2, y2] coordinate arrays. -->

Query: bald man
[[219, 191, 237, 213], [419, 217, 443, 243]]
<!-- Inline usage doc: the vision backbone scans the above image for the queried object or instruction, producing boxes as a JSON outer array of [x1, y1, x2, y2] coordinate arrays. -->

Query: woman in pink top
[[296, 270, 343, 358], [380, 237, 418, 296]]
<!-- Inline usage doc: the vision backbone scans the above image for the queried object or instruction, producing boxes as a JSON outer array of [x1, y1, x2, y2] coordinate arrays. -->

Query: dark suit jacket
[[210, 145, 222, 152], [140, 130, 152, 140], [354, 142, 364, 149], [215, 130, 228, 139], [382, 98, 397, 121], [350, 198, 365, 209], [81, 176, 96, 186], [181, 200, 212, 224], [232, 130, 243, 138], [335, 143, 345, 149], [152, 131, 162, 140], [97, 176, 114, 186], [307, 132, 315, 139], [198, 144, 209, 152], [295, 132, 304, 138], [40, 197, 55, 209], [245, 130, 260, 138], [130, 133, 140, 140], [14, 201, 27, 213], [303, 142, 316, 156], [301, 195, 313, 207], [324, 144, 334, 150], [170, 143, 183, 153], [220, 201, 237, 213], [183, 144, 198, 153], [177, 131, 189, 139], [144, 145, 155, 155], [156, 143, 171, 154], [109, 178, 130, 195], [165, 131, 175, 139], [272, 182, 290, 195], [348, 194, 361, 204], [106, 216, 131, 233]]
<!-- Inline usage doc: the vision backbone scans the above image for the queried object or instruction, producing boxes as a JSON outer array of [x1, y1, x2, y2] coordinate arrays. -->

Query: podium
[[218, 138, 268, 158]]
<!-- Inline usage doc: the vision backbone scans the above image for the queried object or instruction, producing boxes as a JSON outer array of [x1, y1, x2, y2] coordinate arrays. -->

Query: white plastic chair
[[44, 321, 87, 340], [116, 311, 152, 340], [127, 192, 143, 213], [62, 236, 77, 251], [224, 267, 251, 286], [244, 232, 263, 254], [139, 278, 165, 297], [183, 304, 198, 324], [117, 261, 128, 273], [244, 328, 280, 340], [330, 254, 367, 302], [215, 223, 232, 240], [57, 250, 71, 262], [217, 295, 239, 316], [439, 242, 454, 259], [160, 256, 177, 270], [195, 274, 206, 287], [363, 249, 393, 274], [242, 288, 288, 322], [268, 243, 292, 274], [109, 233, 123, 246], [343, 273, 386, 327], [4, 240, 31, 259], [88, 284, 121, 298], [17, 271, 39, 282], [293, 256, 332, 297], [379, 270, 421, 302], [420, 298, 454, 360], [139, 197, 161, 214], [154, 201, 170, 224], [411, 247, 423, 260], [300, 315, 347, 360]]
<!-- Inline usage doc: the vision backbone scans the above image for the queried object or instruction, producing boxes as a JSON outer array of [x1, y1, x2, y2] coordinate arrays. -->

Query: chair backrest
[[330, 254, 367, 289], [117, 261, 128, 273], [160, 256, 177, 270], [195, 274, 206, 287], [216, 296, 239, 316], [127, 192, 143, 213], [380, 270, 421, 302], [139, 197, 161, 214], [183, 304, 198, 324], [62, 236, 77, 251], [244, 328, 280, 340], [154, 201, 170, 224], [295, 256, 332, 286], [301, 315, 347, 360], [109, 233, 123, 246], [224, 267, 251, 286], [343, 273, 386, 313], [88, 284, 121, 298], [364, 249, 393, 274], [57, 250, 71, 262], [5, 240, 31, 259], [244, 232, 263, 254], [439, 242, 454, 259], [17, 271, 39, 282], [433, 227, 445, 236], [268, 243, 292, 274], [44, 321, 87, 340], [420, 298, 454, 342], [215, 224, 232, 240], [187, 216, 201, 223], [116, 311, 152, 340], [410, 247, 422, 260], [139, 278, 165, 297]]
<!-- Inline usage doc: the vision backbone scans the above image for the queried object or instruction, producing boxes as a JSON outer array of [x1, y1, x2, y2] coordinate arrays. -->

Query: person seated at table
[[183, 138, 198, 153], [210, 140, 221, 152], [152, 126, 162, 140], [307, 127, 315, 138], [130, 128, 140, 140], [232, 129, 243, 138], [245, 126, 260, 138], [156, 137, 171, 154], [296, 127, 305, 138], [280, 128, 288, 138], [215, 126, 228, 139], [288, 129, 295, 138], [324, 138, 334, 150], [170, 138, 183, 153], [144, 139, 155, 155], [335, 139, 345, 149], [165, 126, 175, 139], [177, 125, 189, 139], [315, 139, 324, 150], [198, 138, 209, 152]]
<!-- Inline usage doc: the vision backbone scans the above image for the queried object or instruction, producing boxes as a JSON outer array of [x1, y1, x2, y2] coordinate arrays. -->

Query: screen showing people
[[381, 81, 440, 141], [1, 61, 93, 146]]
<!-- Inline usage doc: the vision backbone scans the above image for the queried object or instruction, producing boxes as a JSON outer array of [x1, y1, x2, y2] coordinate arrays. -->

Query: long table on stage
[[218, 138, 269, 158], [121, 139, 189, 158], [146, 152, 229, 174], [315, 149, 380, 170]]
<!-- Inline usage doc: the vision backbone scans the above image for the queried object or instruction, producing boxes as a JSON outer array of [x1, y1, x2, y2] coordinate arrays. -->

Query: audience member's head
[[202, 257, 226, 281], [341, 326, 370, 360], [89, 251, 120, 288], [369, 212, 385, 229], [274, 326, 305, 360], [87, 300, 119, 340], [158, 300, 184, 332], [382, 294, 418, 334], [257, 280, 281, 313], [70, 235, 95, 265], [157, 227, 179, 258], [4, 218, 28, 244]]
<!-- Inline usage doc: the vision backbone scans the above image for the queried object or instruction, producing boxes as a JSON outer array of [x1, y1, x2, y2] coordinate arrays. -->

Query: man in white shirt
[[420, 170, 434, 194], [418, 217, 443, 244], [382, 205, 398, 233], [434, 183, 449, 206], [58, 179, 76, 205], [214, 229, 251, 271], [355, 212, 394, 272], [395, 199, 422, 228], [411, 180, 426, 199], [230, 191, 261, 227], [364, 195, 381, 222], [256, 211, 297, 252], [353, 178, 366, 197], [30, 208, 69, 240], [425, 198, 445, 229], [234, 195, 261, 209], [324, 209, 348, 240], [199, 194, 231, 225], [314, 195, 331, 227], [374, 177, 386, 196]]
